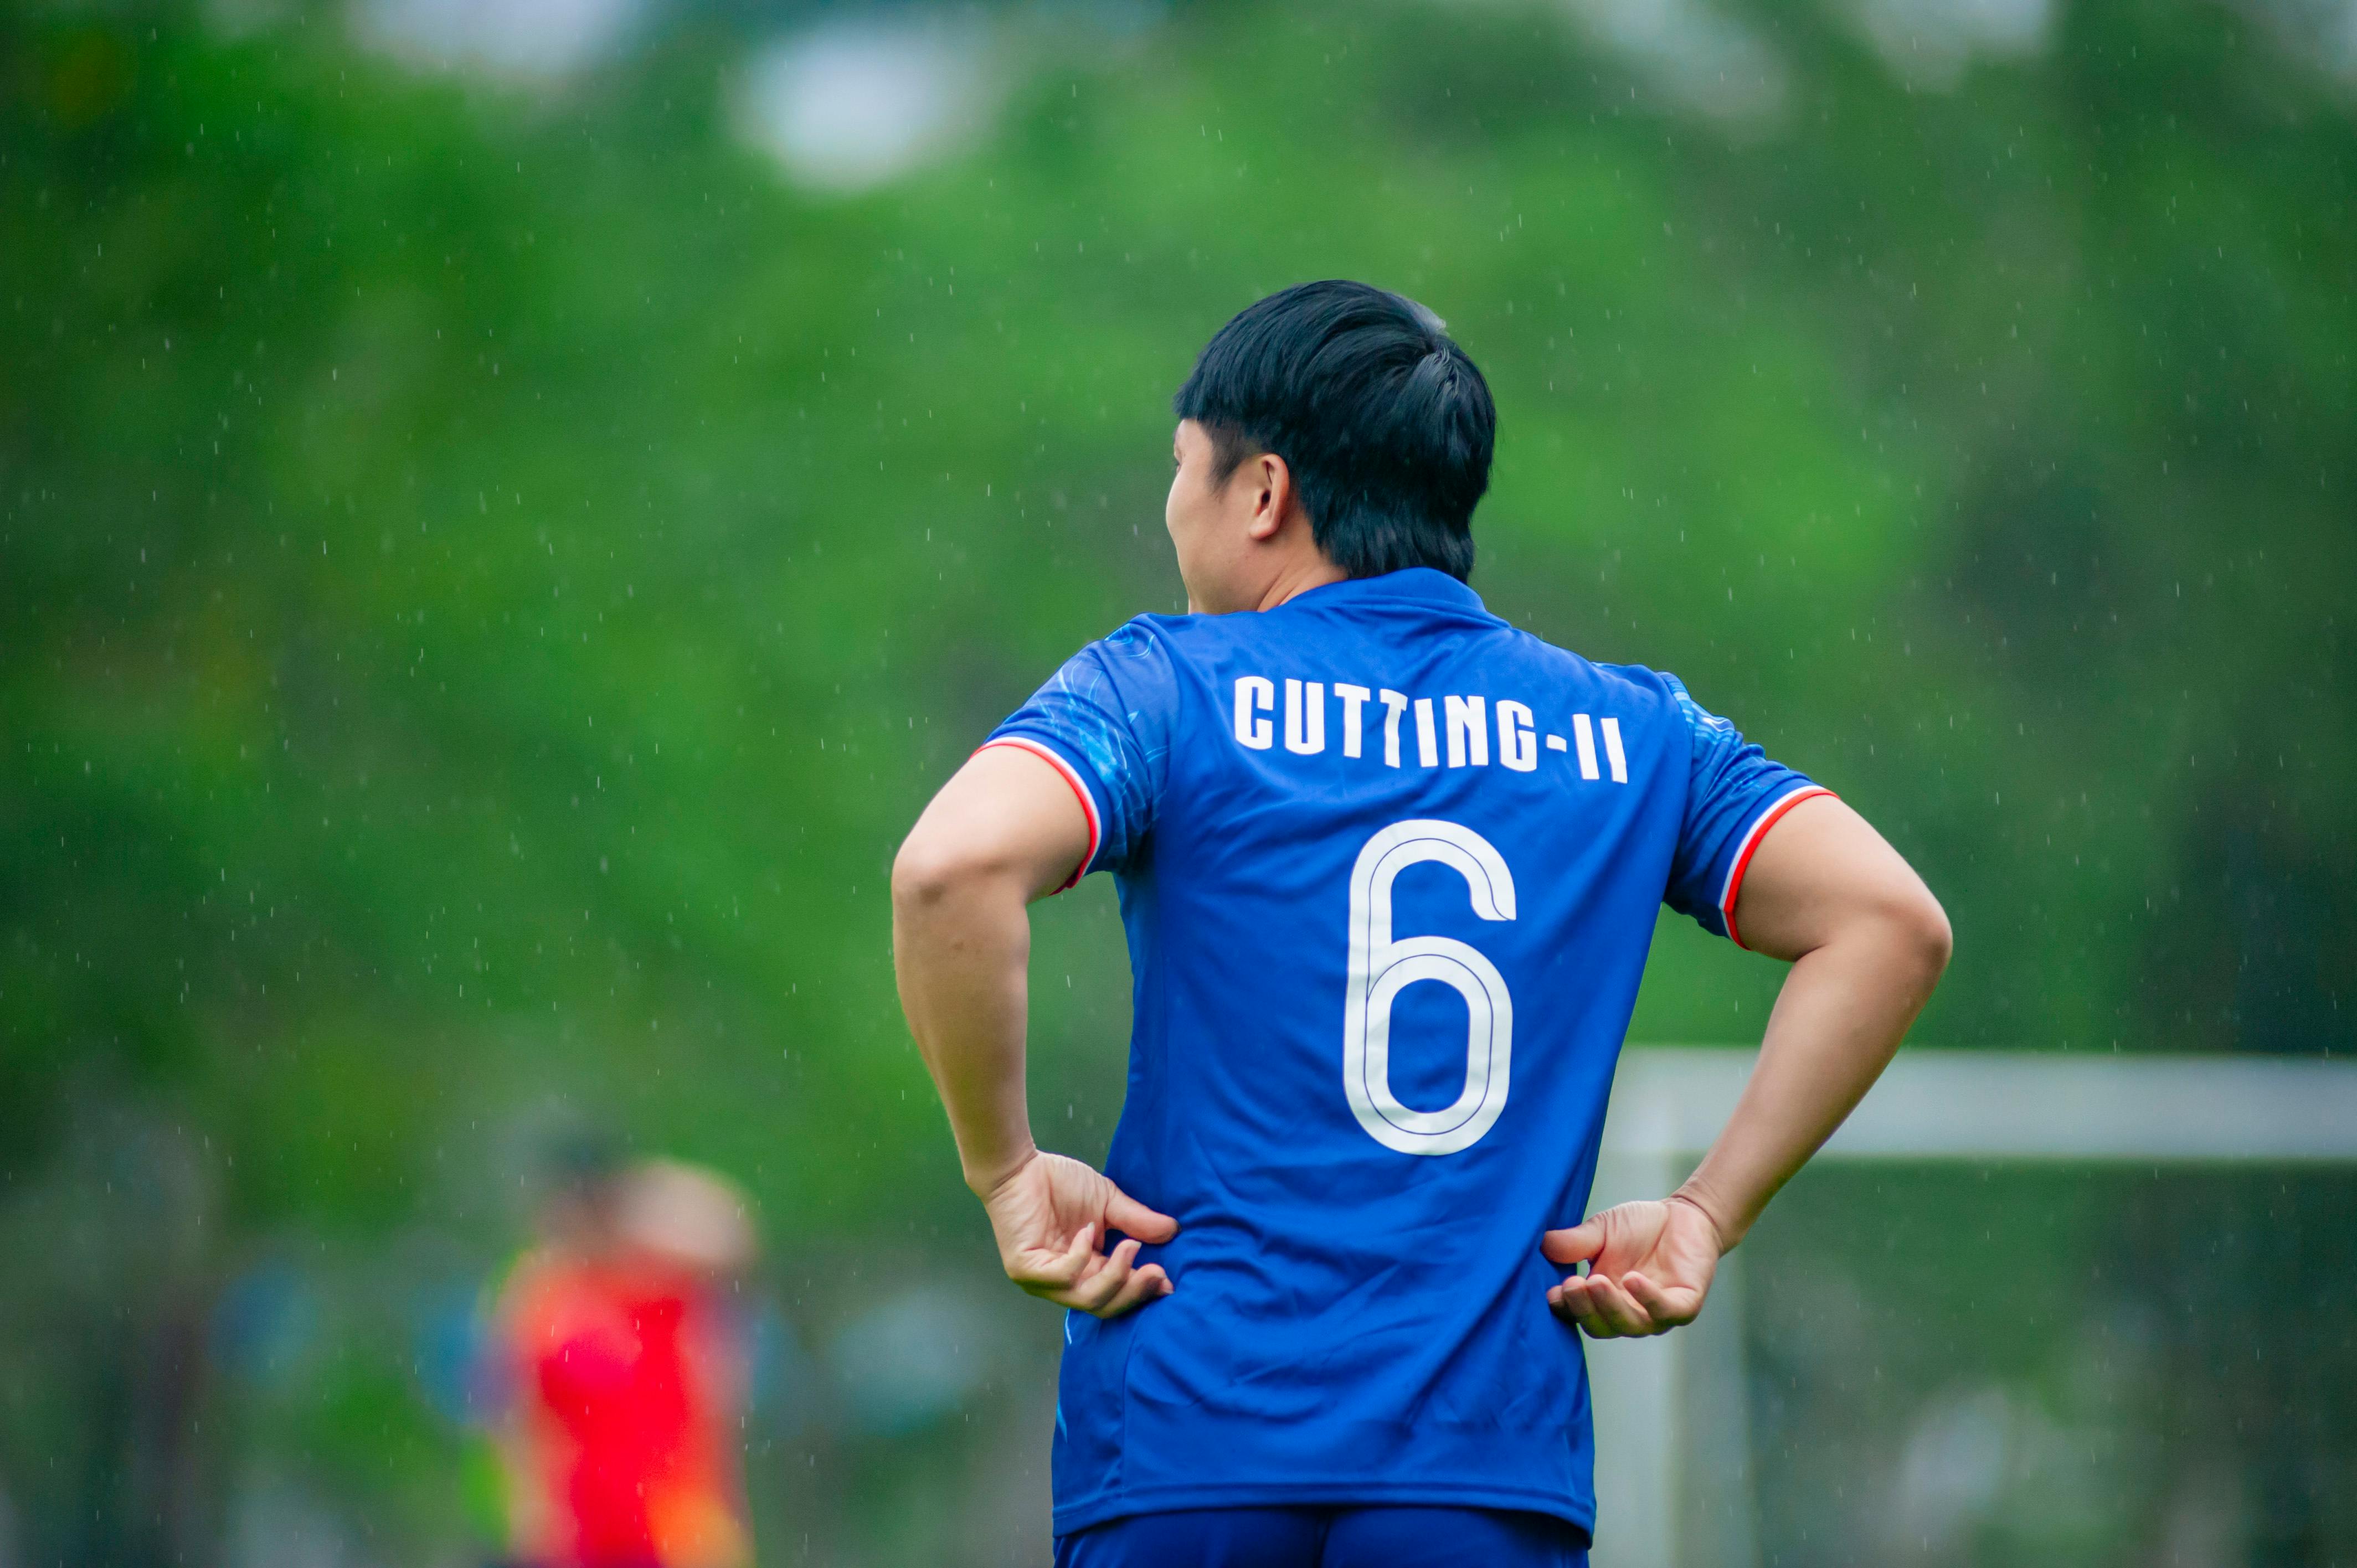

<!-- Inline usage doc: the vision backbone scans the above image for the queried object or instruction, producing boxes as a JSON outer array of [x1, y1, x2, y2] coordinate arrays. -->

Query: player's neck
[[1248, 554, 1350, 613]]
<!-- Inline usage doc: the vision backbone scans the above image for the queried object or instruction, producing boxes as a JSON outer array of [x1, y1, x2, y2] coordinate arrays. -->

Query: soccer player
[[891, 281, 1950, 1567], [491, 1156, 758, 1568]]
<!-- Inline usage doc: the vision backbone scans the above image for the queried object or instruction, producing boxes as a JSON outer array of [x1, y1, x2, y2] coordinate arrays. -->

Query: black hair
[[541, 1127, 624, 1197], [1172, 280, 1495, 582]]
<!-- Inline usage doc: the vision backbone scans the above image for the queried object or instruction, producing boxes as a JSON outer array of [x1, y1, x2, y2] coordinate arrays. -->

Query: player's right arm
[[1668, 795, 1951, 1248], [892, 744, 1178, 1319], [1548, 675, 1949, 1339], [1547, 796, 1949, 1337]]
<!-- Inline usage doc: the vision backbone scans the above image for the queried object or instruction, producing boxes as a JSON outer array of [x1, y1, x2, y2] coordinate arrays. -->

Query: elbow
[[891, 834, 964, 916], [891, 828, 1007, 917], [1891, 887, 1953, 989]]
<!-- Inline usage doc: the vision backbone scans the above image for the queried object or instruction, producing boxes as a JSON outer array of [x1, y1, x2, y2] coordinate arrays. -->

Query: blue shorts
[[1053, 1506, 1591, 1568]]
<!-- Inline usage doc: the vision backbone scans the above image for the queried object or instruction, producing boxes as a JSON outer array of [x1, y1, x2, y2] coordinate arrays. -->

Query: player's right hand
[[1541, 1194, 1723, 1339], [980, 1151, 1179, 1319]]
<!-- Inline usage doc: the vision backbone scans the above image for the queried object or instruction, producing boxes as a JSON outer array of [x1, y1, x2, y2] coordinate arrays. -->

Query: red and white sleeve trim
[[1719, 785, 1837, 950], [977, 737, 1103, 892]]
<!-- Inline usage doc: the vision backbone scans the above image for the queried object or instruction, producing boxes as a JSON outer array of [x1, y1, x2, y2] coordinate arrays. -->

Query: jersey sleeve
[[1659, 673, 1835, 948], [979, 620, 1176, 889]]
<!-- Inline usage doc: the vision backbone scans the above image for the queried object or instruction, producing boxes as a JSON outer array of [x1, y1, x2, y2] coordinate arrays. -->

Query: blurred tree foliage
[[0, 0, 2350, 1558]]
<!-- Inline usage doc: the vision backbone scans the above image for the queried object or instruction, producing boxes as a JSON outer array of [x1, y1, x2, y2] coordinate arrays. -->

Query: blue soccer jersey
[[982, 568, 1828, 1537]]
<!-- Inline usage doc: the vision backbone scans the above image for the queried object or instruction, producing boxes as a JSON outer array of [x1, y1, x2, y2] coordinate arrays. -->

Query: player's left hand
[[1541, 1194, 1725, 1339], [980, 1150, 1179, 1320]]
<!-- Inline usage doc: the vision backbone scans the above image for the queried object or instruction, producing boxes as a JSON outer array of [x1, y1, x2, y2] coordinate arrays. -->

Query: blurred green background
[[3, 0, 2352, 1561]]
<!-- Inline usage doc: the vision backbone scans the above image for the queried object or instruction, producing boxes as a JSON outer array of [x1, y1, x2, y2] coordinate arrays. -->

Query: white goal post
[[1585, 1047, 2357, 1568]]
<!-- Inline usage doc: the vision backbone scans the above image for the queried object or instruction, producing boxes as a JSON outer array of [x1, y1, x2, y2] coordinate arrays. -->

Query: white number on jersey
[[1341, 819, 1517, 1156]]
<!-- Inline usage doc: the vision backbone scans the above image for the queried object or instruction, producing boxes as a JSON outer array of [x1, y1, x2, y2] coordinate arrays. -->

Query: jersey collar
[[1285, 567, 1490, 615]]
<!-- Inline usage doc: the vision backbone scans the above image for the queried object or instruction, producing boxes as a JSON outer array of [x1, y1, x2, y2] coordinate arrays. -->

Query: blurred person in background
[[489, 1151, 758, 1568]]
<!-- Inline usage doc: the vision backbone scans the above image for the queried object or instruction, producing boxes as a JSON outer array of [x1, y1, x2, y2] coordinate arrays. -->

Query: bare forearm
[[890, 746, 1093, 1196], [891, 872, 1039, 1194], [1676, 918, 1943, 1247]]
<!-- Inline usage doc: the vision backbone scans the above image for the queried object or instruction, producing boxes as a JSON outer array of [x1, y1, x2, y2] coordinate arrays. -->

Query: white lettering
[[1601, 716, 1628, 783], [1240, 678, 1579, 780], [1572, 713, 1600, 780], [1234, 676, 1274, 750], [1444, 694, 1488, 768], [1284, 679, 1326, 755], [1497, 700, 1537, 772], [1343, 819, 1517, 1156], [1334, 684, 1372, 759], [1378, 689, 1409, 768]]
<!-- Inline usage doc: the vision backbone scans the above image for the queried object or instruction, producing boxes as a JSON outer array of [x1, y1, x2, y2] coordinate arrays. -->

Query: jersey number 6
[[1342, 819, 1517, 1156]]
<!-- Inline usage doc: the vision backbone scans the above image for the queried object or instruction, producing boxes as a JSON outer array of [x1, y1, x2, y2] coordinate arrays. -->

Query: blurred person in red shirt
[[492, 1153, 758, 1568]]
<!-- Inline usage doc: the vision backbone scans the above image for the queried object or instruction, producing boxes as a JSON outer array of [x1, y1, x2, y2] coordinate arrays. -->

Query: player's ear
[[1245, 452, 1293, 543]]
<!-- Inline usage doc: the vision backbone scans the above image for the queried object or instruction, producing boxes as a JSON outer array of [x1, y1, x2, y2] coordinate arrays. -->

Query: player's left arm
[[1547, 795, 1949, 1337], [892, 745, 1178, 1320]]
